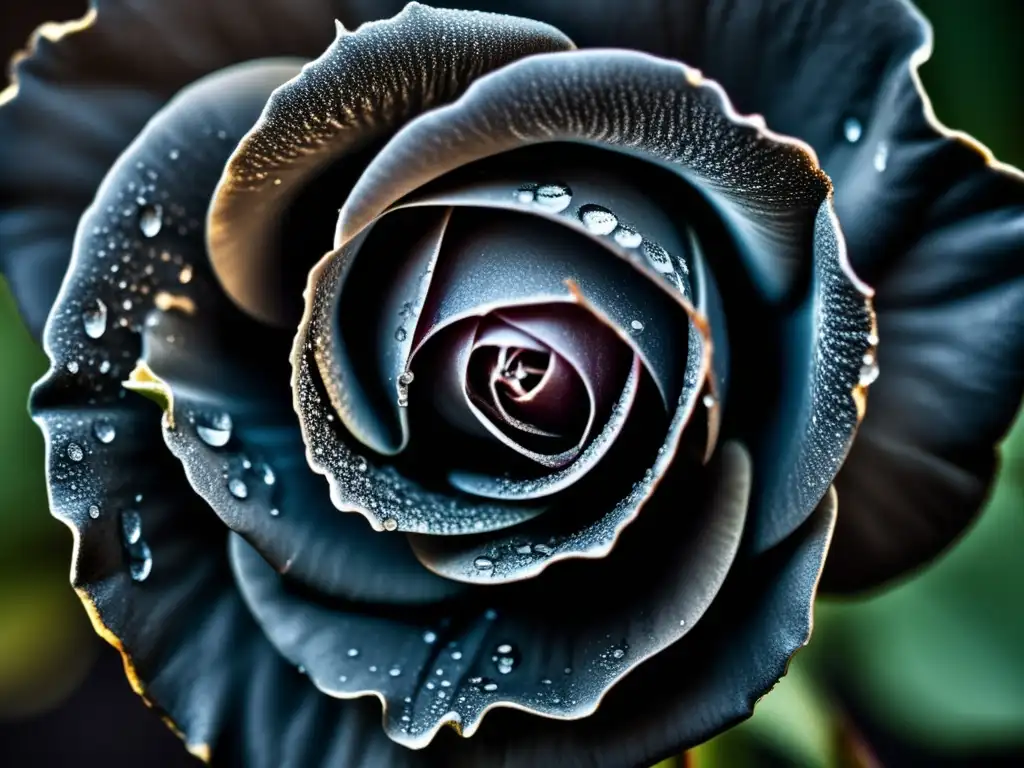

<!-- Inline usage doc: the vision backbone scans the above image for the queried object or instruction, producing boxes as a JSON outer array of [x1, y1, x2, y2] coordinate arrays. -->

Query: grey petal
[[339, 48, 831, 307], [444, 483, 837, 768], [230, 442, 750, 749], [208, 3, 574, 327], [29, 59, 460, 605]]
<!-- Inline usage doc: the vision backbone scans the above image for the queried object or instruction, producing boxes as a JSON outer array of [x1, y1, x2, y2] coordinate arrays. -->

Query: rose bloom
[[1, 1, 1022, 766]]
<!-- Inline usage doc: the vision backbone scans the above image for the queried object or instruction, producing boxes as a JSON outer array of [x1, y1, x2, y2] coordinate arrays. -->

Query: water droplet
[[389, 667, 402, 677], [611, 647, 625, 660], [169, 148, 180, 161], [873, 142, 889, 172], [129, 541, 152, 582], [516, 544, 532, 555], [702, 393, 716, 409], [67, 443, 84, 462], [514, 185, 536, 203], [196, 412, 232, 447], [533, 183, 572, 212], [484, 608, 498, 620], [859, 353, 880, 387], [138, 204, 163, 238], [630, 319, 644, 333], [122, 298, 133, 311], [178, 265, 193, 284], [66, 360, 80, 374], [450, 650, 463, 660], [533, 543, 554, 556], [368, 665, 378, 673], [423, 631, 437, 644], [394, 327, 408, 342], [346, 648, 359, 658], [339, 675, 348, 683], [261, 464, 276, 486], [269, 507, 280, 517], [483, 681, 498, 692], [88, 505, 100, 519], [383, 517, 398, 531], [398, 371, 415, 386], [578, 204, 618, 235], [613, 224, 643, 248], [228, 477, 249, 499], [474, 556, 494, 572], [121, 509, 142, 544], [492, 643, 519, 675], [642, 241, 675, 274], [93, 419, 116, 444], [99, 360, 111, 374], [843, 117, 863, 143]]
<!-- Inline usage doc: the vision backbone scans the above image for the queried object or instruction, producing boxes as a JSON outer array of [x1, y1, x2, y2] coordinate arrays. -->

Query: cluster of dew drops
[[514, 180, 687, 335], [327, 608, 605, 737], [59, 146, 230, 584]]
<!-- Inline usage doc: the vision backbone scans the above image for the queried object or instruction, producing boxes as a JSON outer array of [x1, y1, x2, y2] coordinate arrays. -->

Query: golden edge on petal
[[0, 6, 98, 107]]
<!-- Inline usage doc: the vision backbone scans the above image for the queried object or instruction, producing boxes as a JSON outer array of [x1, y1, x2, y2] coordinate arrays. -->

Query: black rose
[[2, 1, 1022, 766]]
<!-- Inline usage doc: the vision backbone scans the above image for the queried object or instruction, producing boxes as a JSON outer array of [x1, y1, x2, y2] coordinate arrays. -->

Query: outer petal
[[0, 0, 355, 338], [30, 60, 463, 608], [207, 2, 574, 327], [230, 442, 750, 750]]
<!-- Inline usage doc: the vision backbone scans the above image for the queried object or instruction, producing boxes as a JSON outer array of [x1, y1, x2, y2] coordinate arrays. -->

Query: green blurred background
[[0, 1, 1021, 766]]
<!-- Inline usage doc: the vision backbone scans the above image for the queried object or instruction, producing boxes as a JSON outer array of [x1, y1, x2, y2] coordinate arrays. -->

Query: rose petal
[[0, 0, 355, 338], [442, 484, 837, 768], [339, 48, 831, 307], [28, 60, 462, 605], [230, 442, 750, 749], [208, 3, 574, 327]]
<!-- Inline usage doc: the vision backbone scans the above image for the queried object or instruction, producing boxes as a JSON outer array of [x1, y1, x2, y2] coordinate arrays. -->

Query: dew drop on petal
[[261, 463, 276, 486], [196, 412, 232, 447], [347, 648, 360, 658], [533, 183, 572, 212], [383, 517, 398, 531], [66, 360, 79, 374], [474, 556, 494, 572], [129, 541, 153, 582], [514, 185, 536, 203], [859, 353, 880, 386], [423, 631, 437, 644], [83, 299, 108, 339], [88, 505, 100, 519], [873, 142, 889, 172], [630, 319, 644, 334], [843, 116, 863, 143], [93, 419, 116, 444], [228, 477, 249, 499], [491, 643, 519, 675], [138, 204, 163, 238], [67, 443, 84, 462], [613, 224, 642, 248], [642, 241, 675, 274], [389, 667, 402, 677], [578, 204, 618, 235], [269, 508, 280, 517], [702, 393, 717, 409], [121, 509, 142, 545]]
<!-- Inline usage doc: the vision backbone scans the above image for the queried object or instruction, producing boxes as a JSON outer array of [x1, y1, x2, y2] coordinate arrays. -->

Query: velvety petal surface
[[231, 442, 750, 749], [208, 2, 573, 328], [335, 45, 871, 555], [0, 0, 360, 338], [31, 61, 463, 607], [441, 485, 837, 768]]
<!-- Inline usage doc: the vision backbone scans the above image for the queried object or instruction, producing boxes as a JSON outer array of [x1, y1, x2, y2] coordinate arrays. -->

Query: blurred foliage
[[0, 0, 1022, 766]]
